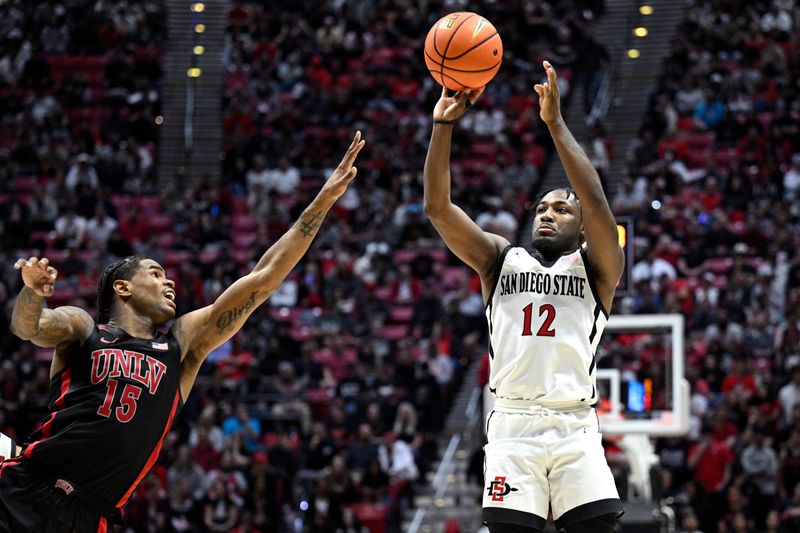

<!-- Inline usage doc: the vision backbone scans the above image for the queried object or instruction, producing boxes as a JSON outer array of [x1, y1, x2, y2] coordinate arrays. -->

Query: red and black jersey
[[22, 323, 183, 511]]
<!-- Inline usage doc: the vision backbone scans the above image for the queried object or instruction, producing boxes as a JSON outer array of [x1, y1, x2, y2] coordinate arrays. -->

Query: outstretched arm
[[535, 61, 624, 309], [10, 257, 94, 348], [423, 87, 509, 300], [173, 132, 365, 385]]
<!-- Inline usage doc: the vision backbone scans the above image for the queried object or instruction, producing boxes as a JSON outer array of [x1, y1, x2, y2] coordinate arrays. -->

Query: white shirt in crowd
[[378, 439, 419, 481], [632, 256, 677, 283], [778, 379, 800, 424]]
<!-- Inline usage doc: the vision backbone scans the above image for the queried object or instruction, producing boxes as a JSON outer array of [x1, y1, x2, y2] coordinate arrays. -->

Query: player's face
[[128, 259, 177, 324], [531, 190, 583, 254]]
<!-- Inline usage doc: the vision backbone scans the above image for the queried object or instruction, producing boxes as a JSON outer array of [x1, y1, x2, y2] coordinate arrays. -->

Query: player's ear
[[113, 279, 131, 297]]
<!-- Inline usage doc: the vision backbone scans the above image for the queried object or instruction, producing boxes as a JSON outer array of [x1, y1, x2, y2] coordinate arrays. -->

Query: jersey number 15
[[97, 379, 142, 423], [521, 303, 556, 337]]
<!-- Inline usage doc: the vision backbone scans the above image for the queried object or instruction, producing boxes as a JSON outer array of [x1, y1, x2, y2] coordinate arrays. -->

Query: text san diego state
[[498, 272, 586, 299]]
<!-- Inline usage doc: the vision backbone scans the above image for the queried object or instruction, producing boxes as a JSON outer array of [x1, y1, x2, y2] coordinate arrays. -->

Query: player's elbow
[[9, 322, 33, 341], [423, 200, 447, 219]]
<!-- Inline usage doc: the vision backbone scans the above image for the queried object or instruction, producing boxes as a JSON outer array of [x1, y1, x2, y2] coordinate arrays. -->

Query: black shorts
[[0, 458, 119, 533]]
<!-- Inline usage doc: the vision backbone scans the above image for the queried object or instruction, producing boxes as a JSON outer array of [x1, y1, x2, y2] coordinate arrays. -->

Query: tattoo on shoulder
[[216, 291, 259, 334], [299, 211, 324, 238]]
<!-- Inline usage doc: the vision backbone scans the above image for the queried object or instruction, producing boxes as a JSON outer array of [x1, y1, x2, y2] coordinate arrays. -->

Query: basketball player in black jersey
[[423, 63, 624, 532], [0, 132, 365, 532]]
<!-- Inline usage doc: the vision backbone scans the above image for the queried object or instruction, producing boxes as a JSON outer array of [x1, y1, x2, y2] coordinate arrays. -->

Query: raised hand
[[14, 257, 58, 298], [533, 60, 562, 124], [433, 85, 485, 124], [322, 131, 366, 199]]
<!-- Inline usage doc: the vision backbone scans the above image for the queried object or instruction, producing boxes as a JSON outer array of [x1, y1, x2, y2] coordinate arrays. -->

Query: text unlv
[[90, 349, 167, 394]]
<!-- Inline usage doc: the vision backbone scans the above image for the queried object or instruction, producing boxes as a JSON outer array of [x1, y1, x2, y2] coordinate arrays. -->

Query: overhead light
[[640, 5, 653, 15], [634, 27, 648, 37], [191, 3, 205, 12], [193, 45, 205, 55], [187, 67, 202, 77], [154, 115, 164, 125], [628, 49, 640, 59], [194, 24, 205, 33]]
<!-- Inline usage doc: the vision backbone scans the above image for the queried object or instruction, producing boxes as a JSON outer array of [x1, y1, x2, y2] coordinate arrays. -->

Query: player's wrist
[[21, 285, 47, 301], [544, 115, 565, 128]]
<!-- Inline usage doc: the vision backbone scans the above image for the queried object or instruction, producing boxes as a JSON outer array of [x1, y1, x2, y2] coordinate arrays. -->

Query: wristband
[[433, 119, 456, 125]]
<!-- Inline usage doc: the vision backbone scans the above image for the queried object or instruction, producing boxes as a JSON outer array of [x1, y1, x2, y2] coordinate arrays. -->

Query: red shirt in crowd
[[688, 437, 733, 493]]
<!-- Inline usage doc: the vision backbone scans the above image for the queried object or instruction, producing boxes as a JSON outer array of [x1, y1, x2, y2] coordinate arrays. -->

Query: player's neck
[[108, 311, 158, 339], [530, 244, 578, 264]]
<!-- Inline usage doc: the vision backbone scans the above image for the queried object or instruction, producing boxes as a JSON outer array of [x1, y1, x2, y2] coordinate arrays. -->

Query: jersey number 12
[[521, 303, 556, 337]]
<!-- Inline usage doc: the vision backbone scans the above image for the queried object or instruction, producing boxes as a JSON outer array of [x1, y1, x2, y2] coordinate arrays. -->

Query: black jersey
[[22, 323, 183, 511]]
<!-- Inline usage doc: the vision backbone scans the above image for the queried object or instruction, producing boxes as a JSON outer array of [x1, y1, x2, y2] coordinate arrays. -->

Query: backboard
[[596, 314, 689, 436]]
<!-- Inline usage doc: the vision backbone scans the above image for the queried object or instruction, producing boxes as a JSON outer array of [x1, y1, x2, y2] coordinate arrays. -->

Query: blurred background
[[1, 0, 800, 532]]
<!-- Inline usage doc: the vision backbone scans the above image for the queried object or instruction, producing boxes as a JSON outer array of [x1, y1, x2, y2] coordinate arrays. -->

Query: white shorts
[[482, 402, 623, 530]]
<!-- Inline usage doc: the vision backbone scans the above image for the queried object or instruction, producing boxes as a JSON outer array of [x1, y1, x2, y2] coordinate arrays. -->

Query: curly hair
[[96, 256, 146, 323], [531, 186, 580, 210]]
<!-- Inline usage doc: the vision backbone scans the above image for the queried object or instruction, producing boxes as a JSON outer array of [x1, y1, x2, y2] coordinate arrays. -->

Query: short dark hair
[[531, 187, 580, 210], [96, 256, 146, 323]]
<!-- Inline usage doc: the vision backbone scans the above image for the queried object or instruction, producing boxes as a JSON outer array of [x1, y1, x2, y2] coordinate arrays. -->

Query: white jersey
[[486, 246, 608, 408]]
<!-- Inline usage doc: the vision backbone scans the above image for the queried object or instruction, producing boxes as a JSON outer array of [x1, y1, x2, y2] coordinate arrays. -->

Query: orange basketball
[[424, 12, 503, 91]]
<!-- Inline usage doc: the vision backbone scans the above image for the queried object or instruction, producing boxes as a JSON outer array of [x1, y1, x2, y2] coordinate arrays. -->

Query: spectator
[[475, 197, 518, 242], [64, 153, 99, 191], [778, 366, 800, 425], [202, 477, 240, 532], [377, 431, 418, 483], [222, 402, 262, 453], [168, 445, 206, 502], [783, 153, 800, 199], [740, 426, 779, 527], [84, 204, 118, 249], [53, 206, 87, 249]]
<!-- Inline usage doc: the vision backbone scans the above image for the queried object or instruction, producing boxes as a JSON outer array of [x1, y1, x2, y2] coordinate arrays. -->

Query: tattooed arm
[[173, 132, 365, 394], [10, 257, 94, 348]]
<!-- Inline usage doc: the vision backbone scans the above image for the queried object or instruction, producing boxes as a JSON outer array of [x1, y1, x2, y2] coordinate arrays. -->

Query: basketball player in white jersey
[[423, 61, 624, 532]]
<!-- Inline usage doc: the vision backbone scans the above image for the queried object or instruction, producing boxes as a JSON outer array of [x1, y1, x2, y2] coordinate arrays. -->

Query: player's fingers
[[338, 131, 362, 167], [28, 256, 39, 267], [346, 140, 366, 166], [441, 86, 449, 99], [533, 84, 544, 96], [348, 166, 358, 180], [544, 61, 557, 86], [47, 267, 58, 279], [13, 258, 25, 269], [39, 258, 49, 268]]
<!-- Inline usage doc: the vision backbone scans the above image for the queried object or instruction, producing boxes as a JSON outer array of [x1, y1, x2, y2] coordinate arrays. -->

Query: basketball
[[424, 12, 503, 91]]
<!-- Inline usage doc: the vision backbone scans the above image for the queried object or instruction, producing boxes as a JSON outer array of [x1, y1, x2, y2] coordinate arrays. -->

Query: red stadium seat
[[137, 196, 162, 213], [389, 306, 413, 323], [110, 195, 134, 211], [230, 197, 250, 214], [349, 503, 387, 533], [232, 233, 257, 249], [686, 132, 715, 150], [381, 324, 408, 341], [199, 249, 220, 264], [393, 249, 416, 263], [232, 214, 257, 232], [163, 250, 192, 267], [147, 214, 173, 233]]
